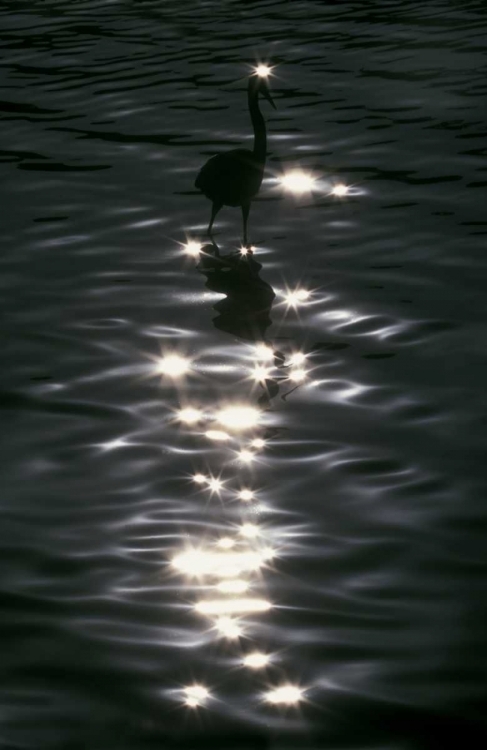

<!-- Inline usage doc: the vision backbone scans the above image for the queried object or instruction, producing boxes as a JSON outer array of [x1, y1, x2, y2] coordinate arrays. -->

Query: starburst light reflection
[[195, 598, 271, 615], [173, 548, 267, 578], [207, 477, 224, 494], [252, 364, 272, 382], [216, 579, 249, 594], [156, 354, 191, 377], [238, 489, 254, 502], [284, 288, 311, 307], [193, 473, 207, 484], [239, 523, 260, 538], [238, 449, 255, 463], [217, 406, 260, 430], [331, 183, 349, 197], [243, 652, 270, 669], [205, 429, 231, 441], [251, 438, 266, 449], [214, 616, 242, 638], [254, 343, 274, 361], [178, 407, 203, 424], [289, 368, 307, 383], [216, 537, 235, 549], [254, 64, 272, 77], [184, 684, 209, 707], [183, 240, 202, 257], [289, 352, 307, 366], [265, 685, 304, 705], [280, 170, 316, 194]]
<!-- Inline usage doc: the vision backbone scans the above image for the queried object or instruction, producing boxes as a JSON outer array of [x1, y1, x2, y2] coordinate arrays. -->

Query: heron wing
[[195, 149, 259, 204]]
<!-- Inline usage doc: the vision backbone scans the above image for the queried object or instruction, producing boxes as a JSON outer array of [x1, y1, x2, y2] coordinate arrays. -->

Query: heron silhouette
[[195, 69, 276, 249], [197, 243, 287, 410]]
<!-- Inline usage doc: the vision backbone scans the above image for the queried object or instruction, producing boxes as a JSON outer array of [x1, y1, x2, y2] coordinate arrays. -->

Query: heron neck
[[249, 89, 266, 164]]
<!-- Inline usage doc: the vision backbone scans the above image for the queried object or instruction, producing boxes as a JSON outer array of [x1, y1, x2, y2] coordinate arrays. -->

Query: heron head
[[249, 65, 277, 109], [259, 78, 277, 110]]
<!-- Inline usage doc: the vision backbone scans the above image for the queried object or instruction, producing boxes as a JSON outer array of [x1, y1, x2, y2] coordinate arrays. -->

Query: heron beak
[[263, 88, 277, 110]]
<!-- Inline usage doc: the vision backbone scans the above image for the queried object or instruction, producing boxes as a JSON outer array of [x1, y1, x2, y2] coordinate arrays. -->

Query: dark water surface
[[1, 1, 487, 748]]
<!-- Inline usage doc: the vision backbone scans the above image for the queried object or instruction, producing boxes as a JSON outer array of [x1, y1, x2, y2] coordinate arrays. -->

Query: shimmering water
[[1, 1, 487, 748]]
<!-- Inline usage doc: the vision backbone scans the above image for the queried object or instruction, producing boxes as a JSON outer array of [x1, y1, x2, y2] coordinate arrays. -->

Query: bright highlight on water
[[265, 685, 304, 705], [184, 684, 209, 707], [216, 537, 235, 549], [254, 343, 274, 361], [195, 597, 271, 615], [252, 364, 272, 382], [243, 652, 270, 669], [178, 407, 203, 424], [216, 579, 249, 594], [208, 477, 224, 493], [156, 354, 191, 377], [238, 489, 254, 501], [289, 368, 307, 383], [173, 548, 268, 578], [214, 616, 242, 638], [238, 449, 255, 463], [280, 170, 315, 194], [240, 523, 260, 538], [254, 64, 272, 77], [183, 240, 202, 257], [205, 429, 231, 441], [217, 406, 260, 430]]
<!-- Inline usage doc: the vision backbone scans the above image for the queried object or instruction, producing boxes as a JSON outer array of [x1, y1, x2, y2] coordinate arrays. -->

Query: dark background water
[[1, 1, 487, 748]]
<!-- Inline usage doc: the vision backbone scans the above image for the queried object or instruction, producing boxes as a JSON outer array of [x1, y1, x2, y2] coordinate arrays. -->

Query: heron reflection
[[197, 245, 274, 343], [196, 245, 287, 410], [195, 68, 276, 248]]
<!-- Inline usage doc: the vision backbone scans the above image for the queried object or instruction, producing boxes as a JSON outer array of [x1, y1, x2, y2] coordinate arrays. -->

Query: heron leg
[[208, 201, 222, 243], [242, 202, 251, 249]]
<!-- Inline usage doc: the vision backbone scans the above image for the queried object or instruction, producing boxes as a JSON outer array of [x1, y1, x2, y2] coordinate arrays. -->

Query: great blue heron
[[195, 67, 276, 248]]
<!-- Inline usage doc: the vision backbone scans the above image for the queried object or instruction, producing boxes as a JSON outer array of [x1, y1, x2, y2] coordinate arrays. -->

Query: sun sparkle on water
[[243, 652, 270, 669], [216, 537, 235, 549], [284, 288, 311, 306], [240, 523, 260, 538], [217, 406, 260, 430], [205, 429, 231, 441], [265, 685, 304, 705], [238, 489, 254, 502], [195, 597, 271, 615], [184, 684, 209, 707], [289, 368, 307, 383], [238, 449, 255, 463], [254, 64, 272, 77], [173, 549, 267, 578], [156, 354, 191, 377], [280, 170, 315, 194], [216, 579, 249, 594], [252, 364, 272, 382], [254, 344, 274, 361], [289, 352, 306, 366], [331, 183, 349, 196], [214, 616, 242, 638], [207, 477, 224, 493], [183, 240, 202, 257], [178, 407, 203, 424]]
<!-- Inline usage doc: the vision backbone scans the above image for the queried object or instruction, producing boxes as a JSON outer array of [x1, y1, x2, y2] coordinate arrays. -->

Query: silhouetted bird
[[195, 72, 276, 248]]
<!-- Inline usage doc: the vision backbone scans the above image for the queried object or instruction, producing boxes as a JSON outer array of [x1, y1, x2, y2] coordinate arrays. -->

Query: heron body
[[195, 73, 276, 247], [195, 149, 263, 207]]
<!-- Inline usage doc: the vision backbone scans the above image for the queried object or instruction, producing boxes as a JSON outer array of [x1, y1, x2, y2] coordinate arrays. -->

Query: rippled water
[[1, 1, 487, 748]]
